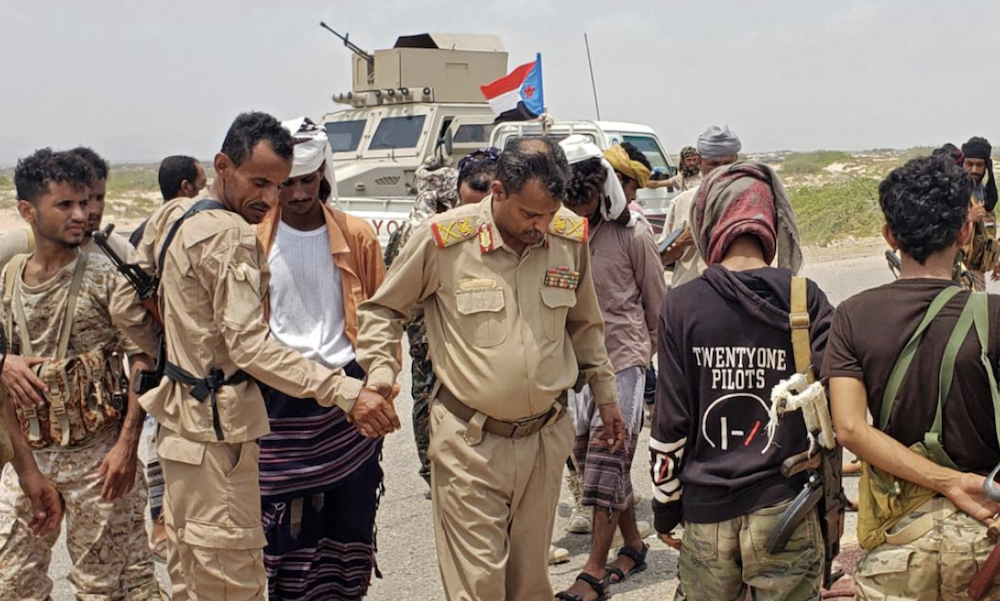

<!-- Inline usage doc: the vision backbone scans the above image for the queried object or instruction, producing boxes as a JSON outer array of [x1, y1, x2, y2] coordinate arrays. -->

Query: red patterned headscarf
[[691, 161, 803, 272]]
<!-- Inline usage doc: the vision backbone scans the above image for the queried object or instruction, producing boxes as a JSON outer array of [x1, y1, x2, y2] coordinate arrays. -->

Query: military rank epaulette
[[549, 213, 589, 243], [431, 216, 477, 248]]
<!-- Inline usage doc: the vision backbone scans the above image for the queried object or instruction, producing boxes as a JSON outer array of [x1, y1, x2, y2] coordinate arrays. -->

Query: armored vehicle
[[320, 30, 505, 240]]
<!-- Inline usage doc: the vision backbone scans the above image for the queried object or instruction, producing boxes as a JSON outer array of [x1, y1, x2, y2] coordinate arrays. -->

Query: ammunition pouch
[[14, 348, 123, 449], [857, 443, 940, 550]]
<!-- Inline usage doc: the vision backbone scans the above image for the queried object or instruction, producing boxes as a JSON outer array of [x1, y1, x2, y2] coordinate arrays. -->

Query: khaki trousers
[[429, 399, 574, 601], [157, 428, 267, 601], [0, 429, 158, 601]]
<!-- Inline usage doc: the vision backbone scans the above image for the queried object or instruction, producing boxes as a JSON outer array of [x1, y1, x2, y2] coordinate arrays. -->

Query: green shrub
[[106, 166, 160, 193], [0, 176, 11, 191], [788, 177, 883, 245], [781, 151, 853, 175]]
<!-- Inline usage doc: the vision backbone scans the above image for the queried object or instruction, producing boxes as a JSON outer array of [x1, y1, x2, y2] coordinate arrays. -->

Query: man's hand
[[597, 403, 626, 452], [349, 387, 402, 438], [658, 531, 682, 550], [992, 264, 1000, 282], [971, 204, 988, 222], [944, 472, 1000, 525], [94, 439, 138, 501], [672, 226, 694, 250], [18, 469, 61, 536], [1, 355, 49, 409]]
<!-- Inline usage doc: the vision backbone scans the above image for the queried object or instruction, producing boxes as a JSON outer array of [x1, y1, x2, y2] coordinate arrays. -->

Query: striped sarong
[[571, 366, 645, 511], [260, 361, 383, 600]]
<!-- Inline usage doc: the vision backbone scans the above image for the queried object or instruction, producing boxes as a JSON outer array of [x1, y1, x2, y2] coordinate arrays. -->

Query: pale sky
[[0, 0, 995, 165]]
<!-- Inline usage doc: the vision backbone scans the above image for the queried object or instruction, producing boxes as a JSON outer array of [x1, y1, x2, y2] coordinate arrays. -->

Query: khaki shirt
[[357, 197, 617, 421], [110, 197, 363, 443]]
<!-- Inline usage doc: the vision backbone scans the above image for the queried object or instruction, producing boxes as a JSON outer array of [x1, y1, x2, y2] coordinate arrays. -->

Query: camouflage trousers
[[407, 318, 434, 485], [0, 428, 159, 601], [675, 497, 823, 601], [855, 497, 1000, 600]]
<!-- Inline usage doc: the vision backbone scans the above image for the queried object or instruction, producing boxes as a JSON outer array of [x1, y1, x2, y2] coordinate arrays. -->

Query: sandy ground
[[36, 232, 997, 600]]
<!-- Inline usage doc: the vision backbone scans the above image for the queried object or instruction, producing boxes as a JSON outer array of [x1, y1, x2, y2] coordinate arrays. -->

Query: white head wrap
[[559, 135, 631, 224], [281, 117, 338, 202], [697, 124, 742, 159]]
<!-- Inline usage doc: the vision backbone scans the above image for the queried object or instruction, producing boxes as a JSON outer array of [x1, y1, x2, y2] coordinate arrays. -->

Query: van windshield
[[622, 135, 671, 172], [370, 115, 427, 150]]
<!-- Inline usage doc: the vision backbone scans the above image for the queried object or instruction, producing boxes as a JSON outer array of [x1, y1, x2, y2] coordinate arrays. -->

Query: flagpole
[[584, 34, 601, 120], [536, 53, 545, 114]]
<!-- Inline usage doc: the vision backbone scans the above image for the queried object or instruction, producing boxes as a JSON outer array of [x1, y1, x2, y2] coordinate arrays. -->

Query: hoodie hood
[[701, 264, 795, 331]]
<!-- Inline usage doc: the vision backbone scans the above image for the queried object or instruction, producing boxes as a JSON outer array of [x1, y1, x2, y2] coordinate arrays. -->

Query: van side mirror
[[435, 127, 455, 159]]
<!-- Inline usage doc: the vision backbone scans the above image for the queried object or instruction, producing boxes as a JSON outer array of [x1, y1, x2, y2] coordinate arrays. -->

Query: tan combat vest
[[1, 254, 124, 449]]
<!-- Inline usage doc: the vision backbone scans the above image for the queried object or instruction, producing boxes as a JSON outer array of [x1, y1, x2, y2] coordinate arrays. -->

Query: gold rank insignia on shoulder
[[544, 266, 580, 290], [478, 222, 496, 254], [431, 217, 476, 248], [549, 213, 589, 243]]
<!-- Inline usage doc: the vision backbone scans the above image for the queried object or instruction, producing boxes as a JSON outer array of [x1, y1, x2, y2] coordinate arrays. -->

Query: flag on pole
[[479, 54, 544, 123]]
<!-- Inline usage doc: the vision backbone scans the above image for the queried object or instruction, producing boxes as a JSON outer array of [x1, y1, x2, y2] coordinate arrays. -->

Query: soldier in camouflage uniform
[[0, 149, 159, 600], [384, 161, 459, 487]]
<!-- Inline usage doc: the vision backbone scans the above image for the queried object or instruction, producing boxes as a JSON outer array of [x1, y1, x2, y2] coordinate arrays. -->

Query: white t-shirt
[[267, 220, 355, 370]]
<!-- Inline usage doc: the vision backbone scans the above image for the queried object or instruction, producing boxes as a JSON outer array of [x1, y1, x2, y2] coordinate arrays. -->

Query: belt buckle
[[509, 420, 532, 438], [509, 413, 542, 438]]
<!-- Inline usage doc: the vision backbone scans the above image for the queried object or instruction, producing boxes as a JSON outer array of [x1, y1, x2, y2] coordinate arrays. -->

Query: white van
[[489, 119, 678, 234]]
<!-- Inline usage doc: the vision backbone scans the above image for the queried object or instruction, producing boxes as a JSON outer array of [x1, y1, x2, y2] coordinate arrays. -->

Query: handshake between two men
[[348, 382, 402, 439]]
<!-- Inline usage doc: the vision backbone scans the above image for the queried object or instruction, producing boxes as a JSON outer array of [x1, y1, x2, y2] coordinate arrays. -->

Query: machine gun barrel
[[319, 22, 374, 70]]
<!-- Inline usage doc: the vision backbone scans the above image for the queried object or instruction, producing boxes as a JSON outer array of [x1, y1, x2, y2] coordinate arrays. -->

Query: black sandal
[[555, 571, 610, 601], [605, 542, 648, 583]]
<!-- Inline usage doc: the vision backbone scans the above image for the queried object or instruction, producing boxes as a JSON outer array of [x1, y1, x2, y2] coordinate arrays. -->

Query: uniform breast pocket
[[455, 288, 507, 347], [540, 287, 578, 341]]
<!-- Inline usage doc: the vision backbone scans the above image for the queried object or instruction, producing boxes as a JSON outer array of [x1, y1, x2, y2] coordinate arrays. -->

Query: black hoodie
[[650, 265, 833, 534]]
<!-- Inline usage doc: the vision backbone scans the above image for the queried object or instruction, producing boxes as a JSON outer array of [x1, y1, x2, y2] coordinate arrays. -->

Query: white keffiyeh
[[281, 117, 338, 201], [559, 135, 632, 225]]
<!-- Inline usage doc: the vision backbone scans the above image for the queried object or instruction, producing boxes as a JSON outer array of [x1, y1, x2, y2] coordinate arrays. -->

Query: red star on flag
[[523, 85, 535, 99]]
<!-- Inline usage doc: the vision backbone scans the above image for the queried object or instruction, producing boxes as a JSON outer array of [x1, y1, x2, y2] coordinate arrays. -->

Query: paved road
[[46, 247, 990, 599]]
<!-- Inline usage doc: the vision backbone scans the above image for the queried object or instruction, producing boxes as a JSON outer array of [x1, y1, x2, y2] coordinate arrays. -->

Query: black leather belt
[[437, 386, 565, 439]]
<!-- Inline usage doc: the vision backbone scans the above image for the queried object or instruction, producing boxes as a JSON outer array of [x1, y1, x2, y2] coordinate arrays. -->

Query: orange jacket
[[256, 204, 386, 348]]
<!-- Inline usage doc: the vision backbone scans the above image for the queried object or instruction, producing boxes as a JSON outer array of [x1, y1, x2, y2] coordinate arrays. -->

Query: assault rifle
[[765, 373, 848, 589], [93, 224, 165, 393]]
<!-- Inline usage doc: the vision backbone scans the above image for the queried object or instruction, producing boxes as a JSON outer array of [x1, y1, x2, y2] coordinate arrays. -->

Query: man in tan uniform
[[356, 137, 625, 601], [111, 112, 398, 601]]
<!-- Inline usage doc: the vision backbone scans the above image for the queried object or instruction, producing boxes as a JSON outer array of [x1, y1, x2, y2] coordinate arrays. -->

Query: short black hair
[[620, 141, 652, 171], [458, 157, 499, 194], [220, 111, 295, 167], [496, 137, 571, 201], [565, 157, 607, 207], [67, 146, 109, 181], [879, 156, 971, 264], [158, 155, 200, 200], [14, 148, 96, 204]]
